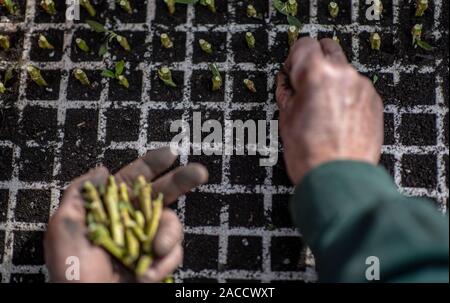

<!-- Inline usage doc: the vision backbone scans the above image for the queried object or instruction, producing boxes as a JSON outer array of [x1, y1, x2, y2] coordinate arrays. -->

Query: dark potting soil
[[12, 231, 44, 265], [108, 69, 143, 101], [232, 28, 269, 66], [0, 30, 24, 61], [185, 192, 222, 227], [271, 194, 294, 228], [193, 31, 227, 64], [227, 236, 263, 270], [149, 69, 184, 102], [191, 70, 225, 102], [399, 113, 437, 146], [19, 105, 58, 144], [103, 148, 139, 174], [67, 69, 103, 100], [194, 0, 229, 25], [0, 68, 20, 103], [396, 72, 436, 105], [232, 71, 267, 103], [401, 154, 437, 189], [147, 109, 184, 142], [358, 32, 396, 67], [154, 0, 187, 25], [110, 0, 147, 24], [183, 234, 219, 271], [271, 236, 306, 271], [105, 107, 140, 143], [70, 29, 104, 62], [0, 0, 26, 22], [15, 189, 50, 223]]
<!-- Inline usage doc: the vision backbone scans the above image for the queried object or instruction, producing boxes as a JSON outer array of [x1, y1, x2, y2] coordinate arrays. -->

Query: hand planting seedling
[[209, 63, 222, 91], [273, 0, 302, 29], [245, 32, 255, 49], [38, 34, 54, 49], [0, 68, 14, 94], [158, 66, 177, 87], [1, 0, 20, 15], [411, 24, 433, 50], [328, 2, 339, 18], [288, 25, 299, 47], [199, 38, 213, 54], [83, 175, 167, 277], [73, 68, 91, 86], [102, 60, 129, 89], [415, 0, 428, 17], [243, 78, 256, 93], [117, 0, 132, 14], [27, 65, 48, 86], [40, 0, 56, 15], [81, 0, 96, 17], [0, 34, 10, 50], [76, 38, 90, 53], [87, 20, 131, 55], [370, 32, 381, 50], [160, 33, 173, 49]]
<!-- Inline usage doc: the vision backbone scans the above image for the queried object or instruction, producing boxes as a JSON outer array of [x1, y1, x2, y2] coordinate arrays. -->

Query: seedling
[[288, 25, 299, 47], [75, 38, 90, 52], [1, 0, 20, 15], [273, 0, 303, 29], [38, 34, 54, 49], [243, 79, 256, 93], [374, 0, 383, 18], [40, 0, 56, 15], [0, 68, 14, 94], [199, 38, 213, 54], [27, 65, 48, 86], [372, 74, 379, 84], [83, 175, 168, 277], [87, 20, 132, 55], [102, 60, 129, 89], [411, 24, 433, 50], [328, 2, 339, 18], [200, 0, 216, 13], [0, 34, 10, 50], [163, 0, 199, 15], [160, 33, 173, 49], [73, 69, 91, 86], [415, 0, 428, 17], [245, 32, 255, 49], [246, 4, 263, 20], [80, 0, 96, 17], [117, 0, 132, 14], [370, 32, 381, 50], [158, 66, 177, 87], [209, 63, 222, 91]]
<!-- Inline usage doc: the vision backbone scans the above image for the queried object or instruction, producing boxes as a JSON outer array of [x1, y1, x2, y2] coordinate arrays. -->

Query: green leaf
[[287, 15, 303, 29], [86, 20, 107, 33], [174, 0, 199, 4], [208, 63, 220, 78], [115, 60, 125, 77], [416, 40, 434, 51], [4, 67, 14, 85], [101, 69, 115, 78], [372, 75, 379, 84], [98, 43, 108, 56], [274, 0, 288, 15], [161, 79, 177, 87]]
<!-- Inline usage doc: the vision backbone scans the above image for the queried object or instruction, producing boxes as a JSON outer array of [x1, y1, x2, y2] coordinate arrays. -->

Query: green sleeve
[[290, 161, 449, 283]]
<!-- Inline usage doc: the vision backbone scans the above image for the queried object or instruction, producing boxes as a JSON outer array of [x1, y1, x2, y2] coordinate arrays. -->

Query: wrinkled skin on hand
[[45, 147, 208, 282], [276, 37, 384, 185]]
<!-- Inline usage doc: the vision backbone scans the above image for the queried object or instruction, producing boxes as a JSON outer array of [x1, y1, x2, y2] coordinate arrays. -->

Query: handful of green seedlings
[[83, 175, 171, 279]]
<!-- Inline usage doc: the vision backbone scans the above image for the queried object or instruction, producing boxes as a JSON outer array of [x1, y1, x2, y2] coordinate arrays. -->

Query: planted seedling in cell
[[209, 63, 222, 91], [86, 20, 131, 56], [288, 25, 299, 47], [158, 66, 177, 87], [160, 33, 173, 49], [370, 32, 381, 50], [102, 60, 129, 89], [328, 2, 339, 18], [374, 0, 383, 18], [76, 37, 90, 52], [199, 38, 213, 54], [1, 0, 20, 15], [164, 0, 198, 15], [81, 0, 96, 17], [415, 0, 428, 17], [0, 34, 10, 50], [273, 0, 303, 29], [245, 32, 255, 49], [411, 24, 433, 51], [40, 0, 56, 15], [243, 78, 256, 93], [117, 0, 132, 14], [38, 34, 54, 49], [27, 65, 48, 87], [199, 0, 216, 13], [246, 4, 263, 20], [73, 68, 91, 86], [0, 67, 14, 94]]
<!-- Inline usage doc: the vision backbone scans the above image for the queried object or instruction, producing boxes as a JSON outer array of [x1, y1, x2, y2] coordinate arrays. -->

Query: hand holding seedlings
[[0, 34, 10, 50], [209, 63, 222, 91], [288, 25, 299, 47], [38, 34, 54, 50], [370, 32, 381, 50], [244, 79, 256, 93], [27, 65, 48, 87], [1, 0, 19, 15], [102, 60, 129, 89], [415, 0, 428, 17], [328, 2, 339, 18], [117, 0, 132, 14], [160, 33, 173, 49], [245, 32, 255, 49], [73, 69, 91, 86], [75, 38, 90, 53], [199, 38, 213, 54], [158, 66, 177, 87], [40, 0, 56, 15], [80, 0, 96, 17]]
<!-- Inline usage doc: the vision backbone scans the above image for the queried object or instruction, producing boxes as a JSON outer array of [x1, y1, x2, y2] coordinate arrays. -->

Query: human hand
[[276, 38, 384, 185], [44, 147, 208, 282]]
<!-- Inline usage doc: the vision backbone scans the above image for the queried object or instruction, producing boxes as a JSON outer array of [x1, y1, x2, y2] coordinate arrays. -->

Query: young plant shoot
[[247, 4, 257, 17], [286, 0, 297, 16], [415, 0, 428, 17], [160, 33, 173, 49], [288, 25, 299, 47], [116, 35, 131, 52], [374, 0, 383, 18], [73, 69, 91, 86], [273, 0, 303, 29], [370, 32, 381, 50], [80, 0, 96, 17], [0, 81, 5, 93], [102, 60, 129, 89], [245, 32, 255, 49], [200, 0, 216, 13], [2, 0, 20, 15], [0, 35, 10, 50], [328, 2, 339, 18], [411, 24, 433, 50], [0, 68, 13, 94], [199, 39, 213, 54], [27, 65, 48, 87], [40, 0, 56, 15], [75, 38, 90, 52], [158, 66, 177, 87], [86, 20, 131, 55], [209, 63, 222, 91], [118, 0, 132, 14], [38, 34, 54, 49], [243, 79, 256, 93]]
